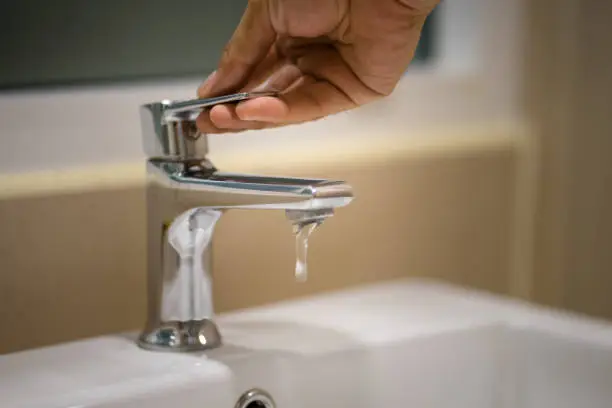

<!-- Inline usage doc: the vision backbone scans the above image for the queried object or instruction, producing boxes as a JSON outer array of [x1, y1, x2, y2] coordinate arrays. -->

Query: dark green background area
[[0, 0, 437, 90]]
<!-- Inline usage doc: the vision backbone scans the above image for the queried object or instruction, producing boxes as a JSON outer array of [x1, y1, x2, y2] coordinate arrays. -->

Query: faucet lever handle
[[163, 91, 278, 121], [141, 91, 278, 161]]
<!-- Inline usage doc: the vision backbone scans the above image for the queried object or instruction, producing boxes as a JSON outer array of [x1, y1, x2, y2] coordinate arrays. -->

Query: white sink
[[2, 278, 612, 408]]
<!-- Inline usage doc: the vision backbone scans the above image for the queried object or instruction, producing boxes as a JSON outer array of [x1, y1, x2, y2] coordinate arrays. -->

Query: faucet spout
[[149, 158, 354, 211]]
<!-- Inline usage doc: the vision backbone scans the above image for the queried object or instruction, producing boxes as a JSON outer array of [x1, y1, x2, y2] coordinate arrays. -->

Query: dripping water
[[293, 220, 321, 283], [286, 208, 334, 283]]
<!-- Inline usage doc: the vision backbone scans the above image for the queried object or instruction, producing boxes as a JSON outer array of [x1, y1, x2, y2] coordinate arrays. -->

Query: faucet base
[[137, 319, 222, 352]]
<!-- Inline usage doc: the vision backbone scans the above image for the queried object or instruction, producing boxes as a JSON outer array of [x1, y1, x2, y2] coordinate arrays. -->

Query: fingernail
[[198, 70, 217, 94], [241, 115, 269, 121], [237, 105, 271, 122]]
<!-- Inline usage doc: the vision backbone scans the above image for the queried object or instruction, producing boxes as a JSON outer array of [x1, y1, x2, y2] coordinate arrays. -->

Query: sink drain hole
[[245, 402, 267, 408], [235, 388, 275, 408]]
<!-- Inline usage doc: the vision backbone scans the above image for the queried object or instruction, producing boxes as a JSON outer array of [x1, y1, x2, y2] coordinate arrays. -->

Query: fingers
[[234, 47, 302, 93], [202, 76, 355, 131], [235, 96, 290, 122], [196, 104, 268, 134], [223, 46, 382, 129], [252, 63, 302, 92], [233, 46, 284, 92], [198, 0, 276, 98], [196, 26, 383, 133], [197, 62, 303, 134]]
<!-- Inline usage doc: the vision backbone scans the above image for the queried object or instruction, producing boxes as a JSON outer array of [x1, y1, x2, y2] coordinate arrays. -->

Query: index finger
[[198, 0, 276, 98]]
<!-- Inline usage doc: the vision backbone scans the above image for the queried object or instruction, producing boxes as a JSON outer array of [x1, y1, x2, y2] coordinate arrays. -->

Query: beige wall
[[0, 136, 517, 354], [526, 1, 612, 319]]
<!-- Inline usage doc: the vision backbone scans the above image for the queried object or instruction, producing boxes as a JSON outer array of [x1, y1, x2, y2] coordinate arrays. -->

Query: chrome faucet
[[137, 92, 354, 352]]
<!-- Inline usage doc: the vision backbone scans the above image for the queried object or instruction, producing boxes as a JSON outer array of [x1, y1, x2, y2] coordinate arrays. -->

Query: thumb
[[198, 0, 276, 97]]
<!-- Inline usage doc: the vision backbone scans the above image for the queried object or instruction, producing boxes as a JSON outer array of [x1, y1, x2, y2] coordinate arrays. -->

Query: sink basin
[[2, 278, 612, 408]]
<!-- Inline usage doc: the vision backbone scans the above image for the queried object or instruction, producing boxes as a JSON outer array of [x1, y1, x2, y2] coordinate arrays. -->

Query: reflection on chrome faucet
[[162, 208, 220, 323], [138, 93, 354, 352]]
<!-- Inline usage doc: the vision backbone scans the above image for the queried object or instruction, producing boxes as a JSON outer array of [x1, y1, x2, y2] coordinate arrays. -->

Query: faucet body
[[138, 94, 354, 352]]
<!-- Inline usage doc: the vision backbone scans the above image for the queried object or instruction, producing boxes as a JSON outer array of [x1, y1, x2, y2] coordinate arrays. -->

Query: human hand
[[196, 0, 440, 133]]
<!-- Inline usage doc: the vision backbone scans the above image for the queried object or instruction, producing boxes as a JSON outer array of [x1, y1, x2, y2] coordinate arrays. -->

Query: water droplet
[[286, 208, 334, 283], [293, 221, 321, 282]]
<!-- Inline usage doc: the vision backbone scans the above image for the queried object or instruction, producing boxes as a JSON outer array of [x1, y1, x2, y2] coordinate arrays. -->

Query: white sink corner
[[1, 278, 612, 408]]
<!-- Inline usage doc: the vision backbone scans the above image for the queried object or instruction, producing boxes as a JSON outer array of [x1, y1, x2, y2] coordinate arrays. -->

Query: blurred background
[[0, 0, 610, 354]]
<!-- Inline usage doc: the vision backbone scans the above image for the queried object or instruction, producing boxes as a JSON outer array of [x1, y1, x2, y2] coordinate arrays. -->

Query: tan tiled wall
[[0, 144, 516, 354]]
